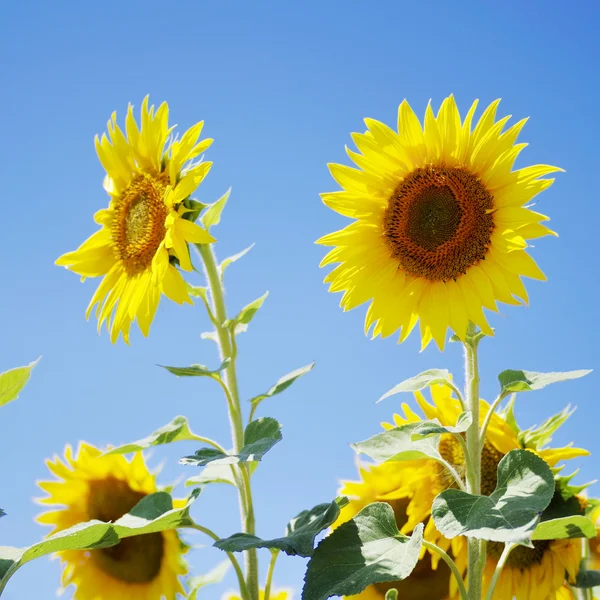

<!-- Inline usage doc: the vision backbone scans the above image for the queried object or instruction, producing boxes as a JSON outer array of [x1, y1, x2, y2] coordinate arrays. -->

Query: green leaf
[[185, 462, 237, 487], [432, 449, 554, 544], [302, 503, 423, 600], [181, 417, 282, 467], [351, 422, 442, 463], [159, 358, 230, 378], [201, 188, 230, 230], [214, 497, 348, 557], [498, 369, 591, 394], [227, 292, 269, 328], [0, 508, 5, 519], [385, 590, 398, 600], [0, 491, 197, 592], [0, 359, 39, 408], [105, 416, 205, 455], [201, 331, 219, 344], [411, 412, 472, 439], [377, 369, 451, 403], [188, 559, 230, 599], [574, 568, 600, 589], [219, 244, 255, 281], [249, 363, 315, 410], [531, 515, 596, 540]]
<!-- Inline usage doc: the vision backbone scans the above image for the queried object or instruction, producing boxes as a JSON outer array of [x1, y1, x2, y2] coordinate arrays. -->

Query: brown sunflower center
[[111, 172, 170, 276], [383, 166, 495, 281], [87, 477, 163, 583], [374, 497, 450, 599], [487, 540, 551, 570]]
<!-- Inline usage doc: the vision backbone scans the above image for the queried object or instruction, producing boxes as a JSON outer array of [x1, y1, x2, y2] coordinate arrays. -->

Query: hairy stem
[[197, 243, 259, 600], [464, 322, 483, 600], [485, 543, 514, 600], [263, 550, 280, 600], [423, 540, 469, 600]]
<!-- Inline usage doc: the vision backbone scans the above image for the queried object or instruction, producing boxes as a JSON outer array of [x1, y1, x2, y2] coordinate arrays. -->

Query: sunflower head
[[37, 442, 187, 599], [318, 95, 561, 350], [56, 97, 216, 343]]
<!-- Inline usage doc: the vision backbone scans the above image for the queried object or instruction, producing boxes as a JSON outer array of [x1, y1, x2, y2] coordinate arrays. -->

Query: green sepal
[[214, 497, 348, 557], [181, 197, 207, 223], [201, 188, 230, 230], [181, 417, 282, 467], [519, 404, 575, 449], [0, 358, 40, 408], [432, 449, 554, 544], [302, 503, 424, 600], [0, 490, 199, 592]]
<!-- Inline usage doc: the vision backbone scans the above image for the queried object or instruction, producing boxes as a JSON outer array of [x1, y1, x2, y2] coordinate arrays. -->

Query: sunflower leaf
[[432, 449, 554, 544], [158, 358, 230, 378], [574, 568, 600, 589], [0, 358, 39, 408], [201, 188, 230, 230], [188, 560, 231, 600], [214, 497, 348, 557], [377, 369, 451, 403], [249, 363, 315, 411], [181, 417, 282, 467], [411, 412, 472, 439], [105, 416, 208, 455], [531, 515, 596, 540], [185, 462, 237, 487], [219, 244, 255, 281], [226, 292, 269, 329], [351, 422, 442, 463], [302, 503, 423, 600], [498, 369, 591, 395], [0, 491, 197, 593]]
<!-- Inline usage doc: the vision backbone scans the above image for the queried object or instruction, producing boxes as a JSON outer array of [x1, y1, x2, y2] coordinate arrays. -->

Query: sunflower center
[[112, 172, 170, 276], [87, 477, 164, 583], [487, 540, 551, 570], [383, 166, 495, 281]]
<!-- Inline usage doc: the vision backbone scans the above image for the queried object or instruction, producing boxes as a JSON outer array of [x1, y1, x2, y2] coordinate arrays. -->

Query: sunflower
[[56, 97, 216, 343], [223, 589, 292, 600], [37, 442, 187, 600], [336, 463, 450, 599], [318, 95, 560, 349], [339, 383, 588, 600]]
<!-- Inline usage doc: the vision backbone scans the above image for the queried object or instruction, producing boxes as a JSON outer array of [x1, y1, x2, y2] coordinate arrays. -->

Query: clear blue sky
[[1, 1, 598, 598]]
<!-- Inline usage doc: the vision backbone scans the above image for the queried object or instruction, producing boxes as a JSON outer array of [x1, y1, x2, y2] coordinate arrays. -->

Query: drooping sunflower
[[56, 97, 216, 343], [318, 95, 560, 349], [37, 442, 187, 600], [336, 463, 450, 599], [338, 383, 589, 600]]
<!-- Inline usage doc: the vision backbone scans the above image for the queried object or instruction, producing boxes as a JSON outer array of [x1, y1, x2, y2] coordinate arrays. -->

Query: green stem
[[186, 523, 249, 600], [263, 550, 280, 600], [484, 543, 514, 600], [436, 458, 467, 492], [423, 540, 469, 600], [464, 322, 483, 600], [478, 393, 507, 449], [197, 243, 260, 600]]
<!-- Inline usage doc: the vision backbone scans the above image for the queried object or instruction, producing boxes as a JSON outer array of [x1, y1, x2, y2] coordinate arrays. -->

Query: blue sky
[[1, 0, 599, 597]]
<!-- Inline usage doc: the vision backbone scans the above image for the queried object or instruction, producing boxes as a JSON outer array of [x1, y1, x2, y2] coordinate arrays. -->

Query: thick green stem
[[464, 322, 483, 600], [197, 243, 260, 600]]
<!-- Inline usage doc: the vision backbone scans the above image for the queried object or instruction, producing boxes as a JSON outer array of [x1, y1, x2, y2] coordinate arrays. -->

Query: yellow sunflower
[[37, 442, 187, 600], [56, 96, 216, 343], [339, 383, 588, 600], [223, 589, 292, 600], [318, 95, 560, 349], [336, 465, 450, 599]]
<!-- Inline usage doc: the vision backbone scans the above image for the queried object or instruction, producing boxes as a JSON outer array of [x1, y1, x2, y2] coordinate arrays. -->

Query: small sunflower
[[37, 442, 187, 600], [318, 95, 560, 349], [336, 466, 450, 599], [56, 97, 215, 343], [339, 383, 588, 600]]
